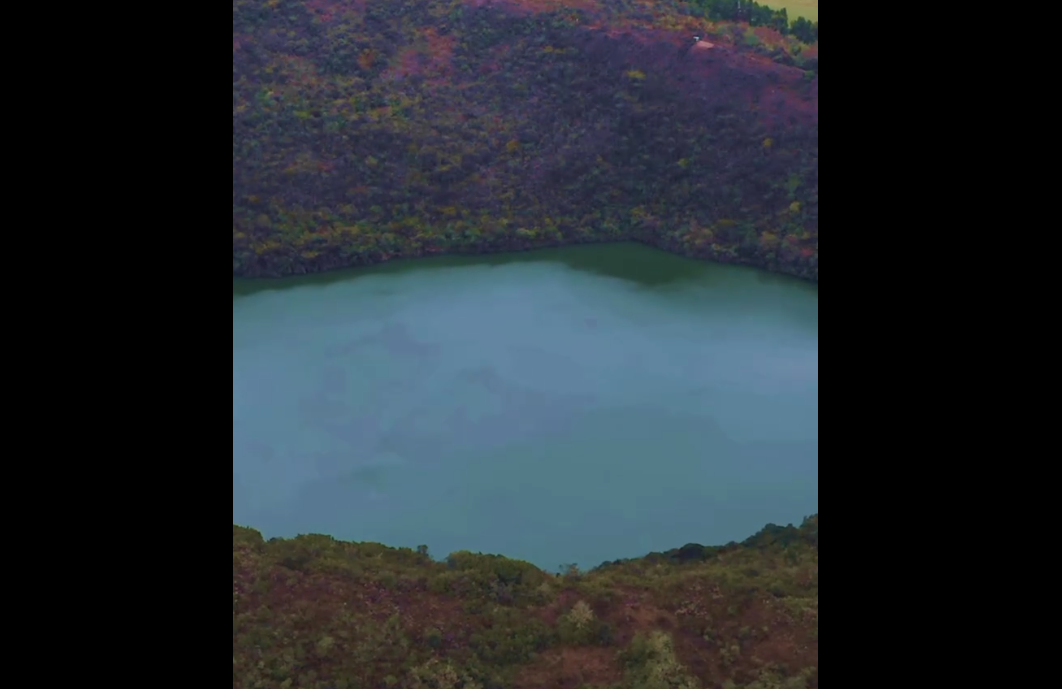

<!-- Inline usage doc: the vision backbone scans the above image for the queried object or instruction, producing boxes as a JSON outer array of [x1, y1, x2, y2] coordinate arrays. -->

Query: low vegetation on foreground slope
[[233, 0, 819, 281], [233, 515, 819, 689]]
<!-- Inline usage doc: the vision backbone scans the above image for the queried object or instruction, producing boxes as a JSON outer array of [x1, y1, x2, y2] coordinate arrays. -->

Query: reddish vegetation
[[238, 509, 819, 687], [383, 28, 457, 82], [750, 25, 789, 47], [305, 0, 363, 22], [514, 647, 625, 688], [233, 519, 819, 688], [571, 24, 817, 127], [464, 0, 602, 14], [233, 0, 819, 282]]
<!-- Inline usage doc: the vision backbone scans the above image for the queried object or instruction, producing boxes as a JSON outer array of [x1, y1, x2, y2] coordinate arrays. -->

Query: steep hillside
[[233, 0, 819, 281], [233, 516, 819, 689]]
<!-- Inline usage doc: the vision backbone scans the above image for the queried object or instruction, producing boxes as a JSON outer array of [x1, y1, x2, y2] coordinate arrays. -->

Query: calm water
[[233, 243, 818, 570]]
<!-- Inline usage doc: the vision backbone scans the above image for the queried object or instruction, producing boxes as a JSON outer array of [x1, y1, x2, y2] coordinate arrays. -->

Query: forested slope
[[233, 0, 819, 280]]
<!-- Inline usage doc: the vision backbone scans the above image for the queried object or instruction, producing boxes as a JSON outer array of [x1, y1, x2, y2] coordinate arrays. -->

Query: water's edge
[[233, 237, 819, 284], [233, 515, 820, 572]]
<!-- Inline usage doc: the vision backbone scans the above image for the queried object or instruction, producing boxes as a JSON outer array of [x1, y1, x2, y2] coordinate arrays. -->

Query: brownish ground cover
[[233, 516, 819, 688]]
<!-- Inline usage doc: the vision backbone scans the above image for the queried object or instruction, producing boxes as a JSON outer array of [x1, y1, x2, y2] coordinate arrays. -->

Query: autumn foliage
[[233, 516, 819, 689], [232, 0, 819, 279]]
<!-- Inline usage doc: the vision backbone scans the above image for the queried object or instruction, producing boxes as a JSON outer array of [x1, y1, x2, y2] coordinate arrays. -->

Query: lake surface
[[233, 243, 818, 571]]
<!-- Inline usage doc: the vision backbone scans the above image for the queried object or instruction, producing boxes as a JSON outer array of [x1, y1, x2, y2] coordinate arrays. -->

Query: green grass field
[[764, 0, 818, 22]]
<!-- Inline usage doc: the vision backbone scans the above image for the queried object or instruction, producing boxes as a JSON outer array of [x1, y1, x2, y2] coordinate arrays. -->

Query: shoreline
[[232, 237, 819, 285], [233, 514, 819, 572]]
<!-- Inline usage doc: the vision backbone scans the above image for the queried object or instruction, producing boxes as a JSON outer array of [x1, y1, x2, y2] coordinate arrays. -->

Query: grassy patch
[[762, 0, 819, 22]]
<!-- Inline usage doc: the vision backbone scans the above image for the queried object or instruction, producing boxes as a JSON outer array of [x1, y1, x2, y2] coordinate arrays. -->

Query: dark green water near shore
[[233, 243, 818, 569]]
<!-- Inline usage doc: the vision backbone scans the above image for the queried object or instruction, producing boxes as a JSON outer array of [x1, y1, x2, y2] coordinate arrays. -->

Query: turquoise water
[[233, 244, 818, 570]]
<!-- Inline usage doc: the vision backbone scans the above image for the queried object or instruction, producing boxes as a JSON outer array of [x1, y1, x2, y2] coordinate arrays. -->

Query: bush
[[620, 631, 701, 689]]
